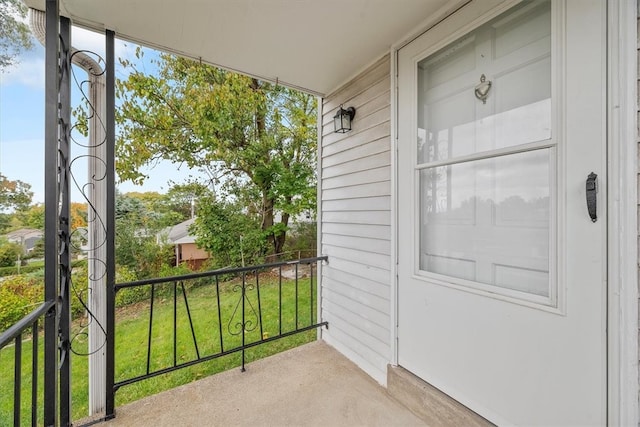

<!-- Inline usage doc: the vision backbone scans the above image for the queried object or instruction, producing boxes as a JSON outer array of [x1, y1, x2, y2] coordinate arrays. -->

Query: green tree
[[0, 238, 22, 267], [190, 197, 266, 269], [0, 174, 33, 212], [30, 237, 44, 258], [0, 0, 33, 71], [0, 213, 12, 233], [17, 203, 44, 229], [165, 182, 212, 221], [115, 192, 174, 279], [116, 51, 317, 260]]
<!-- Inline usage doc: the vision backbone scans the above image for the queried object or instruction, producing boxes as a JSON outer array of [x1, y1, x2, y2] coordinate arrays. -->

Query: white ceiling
[[24, 0, 455, 95]]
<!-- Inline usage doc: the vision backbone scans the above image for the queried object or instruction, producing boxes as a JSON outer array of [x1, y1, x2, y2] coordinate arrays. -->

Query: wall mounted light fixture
[[333, 105, 356, 133]]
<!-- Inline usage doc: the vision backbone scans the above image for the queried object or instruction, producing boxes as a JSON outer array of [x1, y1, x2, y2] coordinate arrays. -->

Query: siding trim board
[[609, 0, 639, 424]]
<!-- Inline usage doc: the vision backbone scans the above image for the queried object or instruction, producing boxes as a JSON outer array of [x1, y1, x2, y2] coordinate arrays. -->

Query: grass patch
[[0, 273, 319, 424]]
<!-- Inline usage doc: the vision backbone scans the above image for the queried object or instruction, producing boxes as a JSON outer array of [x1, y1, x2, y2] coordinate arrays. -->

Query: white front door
[[397, 0, 606, 425]]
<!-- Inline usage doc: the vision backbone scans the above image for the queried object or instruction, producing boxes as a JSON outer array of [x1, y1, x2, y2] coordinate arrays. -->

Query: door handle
[[586, 172, 597, 222]]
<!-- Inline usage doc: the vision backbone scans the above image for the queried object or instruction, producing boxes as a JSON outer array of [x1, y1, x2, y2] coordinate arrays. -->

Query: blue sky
[[0, 25, 198, 204]]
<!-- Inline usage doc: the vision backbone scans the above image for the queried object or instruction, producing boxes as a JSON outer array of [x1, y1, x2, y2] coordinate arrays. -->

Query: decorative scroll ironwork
[[228, 281, 259, 336], [228, 274, 260, 372], [66, 46, 109, 357], [110, 256, 328, 392], [57, 17, 73, 426]]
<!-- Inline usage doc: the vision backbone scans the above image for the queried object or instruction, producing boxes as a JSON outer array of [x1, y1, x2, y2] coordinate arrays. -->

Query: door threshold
[[387, 365, 494, 426]]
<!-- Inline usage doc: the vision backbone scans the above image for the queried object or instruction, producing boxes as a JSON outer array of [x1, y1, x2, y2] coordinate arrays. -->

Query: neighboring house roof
[[6, 228, 43, 241], [158, 218, 197, 245], [173, 236, 197, 245], [5, 229, 44, 252]]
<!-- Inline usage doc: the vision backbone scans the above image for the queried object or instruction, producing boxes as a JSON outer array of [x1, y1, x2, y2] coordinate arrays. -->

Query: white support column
[[87, 72, 107, 416]]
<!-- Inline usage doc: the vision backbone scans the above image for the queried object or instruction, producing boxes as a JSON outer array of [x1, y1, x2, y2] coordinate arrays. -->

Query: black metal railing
[[107, 256, 327, 404], [0, 300, 56, 426]]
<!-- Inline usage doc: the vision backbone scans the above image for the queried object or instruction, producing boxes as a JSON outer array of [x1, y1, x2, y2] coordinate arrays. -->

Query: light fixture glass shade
[[333, 106, 355, 133]]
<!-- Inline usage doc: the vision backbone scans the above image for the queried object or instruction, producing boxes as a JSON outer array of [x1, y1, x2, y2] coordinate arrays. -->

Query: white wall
[[319, 55, 392, 385]]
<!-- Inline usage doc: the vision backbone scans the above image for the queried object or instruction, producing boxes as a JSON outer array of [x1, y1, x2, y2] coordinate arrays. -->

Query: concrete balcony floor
[[104, 340, 424, 426]]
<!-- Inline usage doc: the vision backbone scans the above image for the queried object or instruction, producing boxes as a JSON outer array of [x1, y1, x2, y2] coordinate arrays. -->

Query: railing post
[[44, 1, 59, 425], [32, 321, 39, 427], [105, 28, 117, 420], [241, 272, 246, 372], [14, 335, 22, 427], [58, 15, 73, 427]]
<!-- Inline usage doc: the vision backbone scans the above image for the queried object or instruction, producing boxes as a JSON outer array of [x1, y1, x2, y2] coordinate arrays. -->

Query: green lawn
[[0, 273, 319, 424]]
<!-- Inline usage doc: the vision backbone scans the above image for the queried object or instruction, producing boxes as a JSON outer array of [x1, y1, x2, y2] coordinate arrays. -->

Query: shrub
[[282, 221, 317, 259], [0, 275, 43, 332], [0, 240, 22, 267], [0, 264, 43, 277], [114, 265, 149, 307]]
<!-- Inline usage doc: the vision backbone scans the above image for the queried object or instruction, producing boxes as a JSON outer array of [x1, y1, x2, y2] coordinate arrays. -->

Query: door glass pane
[[417, 0, 551, 164], [419, 149, 551, 297]]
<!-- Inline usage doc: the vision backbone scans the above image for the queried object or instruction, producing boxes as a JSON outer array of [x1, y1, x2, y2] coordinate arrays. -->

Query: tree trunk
[[262, 193, 277, 262], [262, 193, 290, 263], [274, 211, 289, 256]]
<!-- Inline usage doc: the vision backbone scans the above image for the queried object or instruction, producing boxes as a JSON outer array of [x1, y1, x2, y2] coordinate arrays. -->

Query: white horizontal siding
[[322, 234, 391, 256], [322, 210, 390, 225], [323, 57, 390, 112], [323, 152, 391, 179], [323, 195, 390, 212], [322, 267, 390, 299], [323, 278, 390, 315], [322, 223, 390, 240], [323, 135, 390, 167], [326, 257, 391, 287], [320, 54, 392, 385], [323, 166, 391, 189]]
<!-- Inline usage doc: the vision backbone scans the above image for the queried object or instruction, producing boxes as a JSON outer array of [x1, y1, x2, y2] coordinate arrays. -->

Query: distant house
[[5, 228, 44, 254], [158, 218, 209, 270]]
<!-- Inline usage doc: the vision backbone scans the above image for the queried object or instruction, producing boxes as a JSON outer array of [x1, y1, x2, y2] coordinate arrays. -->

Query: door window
[[416, 0, 554, 303]]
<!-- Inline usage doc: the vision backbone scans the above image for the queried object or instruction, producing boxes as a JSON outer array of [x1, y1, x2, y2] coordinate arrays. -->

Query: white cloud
[[72, 27, 135, 64], [0, 57, 45, 89]]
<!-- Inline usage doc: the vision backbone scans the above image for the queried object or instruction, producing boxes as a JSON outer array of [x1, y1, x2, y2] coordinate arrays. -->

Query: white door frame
[[388, 0, 639, 424], [606, 0, 638, 425]]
